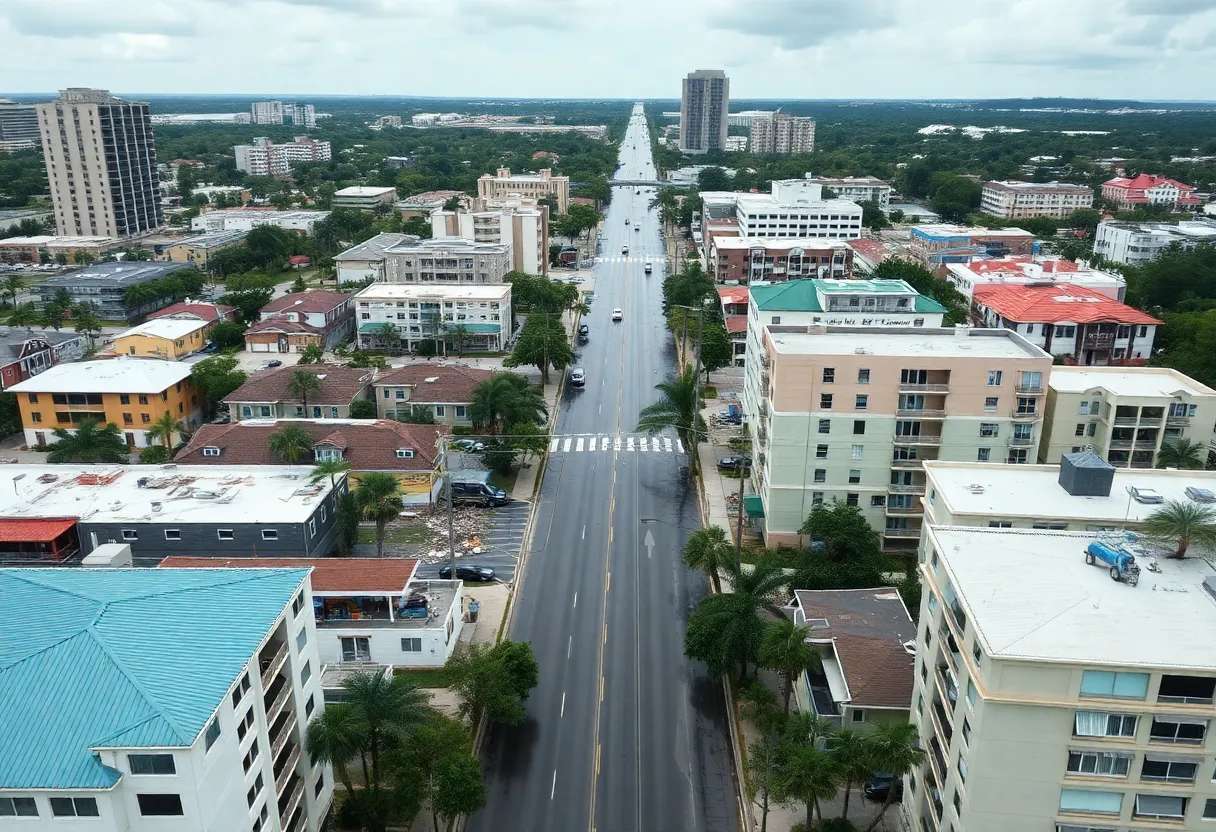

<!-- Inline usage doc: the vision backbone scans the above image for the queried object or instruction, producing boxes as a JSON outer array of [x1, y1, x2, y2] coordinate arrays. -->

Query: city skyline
[[1, 0, 1215, 99]]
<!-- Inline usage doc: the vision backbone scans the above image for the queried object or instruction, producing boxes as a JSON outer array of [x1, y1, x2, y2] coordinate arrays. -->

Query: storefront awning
[[743, 495, 764, 518]]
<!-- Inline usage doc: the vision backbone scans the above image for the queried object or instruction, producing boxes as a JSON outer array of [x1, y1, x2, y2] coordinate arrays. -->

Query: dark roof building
[[36, 262, 196, 321], [224, 364, 373, 420], [0, 327, 86, 390], [372, 364, 492, 425]]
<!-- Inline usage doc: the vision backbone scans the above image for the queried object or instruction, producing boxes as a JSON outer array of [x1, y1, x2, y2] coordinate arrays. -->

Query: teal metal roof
[[457, 323, 501, 333], [0, 568, 309, 790], [750, 279, 947, 315]]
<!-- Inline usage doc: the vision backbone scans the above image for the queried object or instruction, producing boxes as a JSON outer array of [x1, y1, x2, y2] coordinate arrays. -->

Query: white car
[[612, 309, 623, 321], [644, 262, 652, 273], [621, 245, 628, 255], [570, 368, 586, 387]]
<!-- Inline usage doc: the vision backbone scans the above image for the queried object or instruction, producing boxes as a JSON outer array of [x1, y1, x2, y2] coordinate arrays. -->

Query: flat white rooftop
[[913, 224, 1033, 238], [929, 526, 1216, 669], [766, 326, 1047, 360], [116, 317, 209, 341], [713, 236, 852, 251], [334, 186, 397, 197], [2, 465, 335, 525], [924, 461, 1216, 524], [8, 358, 194, 394], [354, 283, 511, 300], [1049, 366, 1216, 399]]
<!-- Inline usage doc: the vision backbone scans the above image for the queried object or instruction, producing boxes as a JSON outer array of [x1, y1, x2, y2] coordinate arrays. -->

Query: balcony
[[270, 711, 298, 760], [1083, 333, 1116, 349], [1011, 409, 1039, 421], [1109, 439, 1134, 450], [761, 371, 770, 389], [1166, 416, 1192, 427], [264, 679, 292, 727], [1113, 416, 1139, 427], [897, 409, 947, 419], [930, 699, 954, 746], [883, 527, 922, 539], [759, 401, 769, 418], [893, 434, 941, 446], [899, 382, 950, 394], [891, 458, 925, 470], [274, 743, 301, 794], [935, 665, 959, 711], [278, 775, 304, 829], [1014, 383, 1045, 394], [760, 353, 770, 369], [1008, 436, 1035, 447], [260, 642, 288, 688], [1158, 675, 1216, 706], [889, 483, 926, 495], [886, 503, 922, 517]]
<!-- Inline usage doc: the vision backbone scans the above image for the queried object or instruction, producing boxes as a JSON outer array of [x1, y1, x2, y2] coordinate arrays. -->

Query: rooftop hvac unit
[[1059, 450, 1115, 498]]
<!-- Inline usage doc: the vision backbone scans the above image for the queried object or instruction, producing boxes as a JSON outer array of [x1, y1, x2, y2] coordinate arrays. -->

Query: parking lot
[[410, 498, 531, 585]]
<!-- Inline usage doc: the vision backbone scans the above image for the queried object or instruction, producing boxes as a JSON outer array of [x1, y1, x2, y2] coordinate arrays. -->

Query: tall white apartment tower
[[36, 88, 163, 238], [251, 100, 285, 125], [679, 69, 729, 155]]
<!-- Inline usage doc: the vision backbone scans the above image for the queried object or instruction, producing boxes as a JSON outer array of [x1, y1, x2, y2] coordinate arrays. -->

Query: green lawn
[[394, 667, 450, 688], [356, 520, 431, 547], [489, 468, 519, 494]]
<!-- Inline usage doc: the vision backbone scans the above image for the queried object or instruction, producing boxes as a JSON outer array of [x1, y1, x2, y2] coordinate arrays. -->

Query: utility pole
[[442, 436, 456, 582]]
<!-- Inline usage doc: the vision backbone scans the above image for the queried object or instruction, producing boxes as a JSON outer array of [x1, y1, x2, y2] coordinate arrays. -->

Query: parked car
[[261, 359, 283, 369], [612, 308, 623, 321], [450, 439, 485, 453], [863, 774, 903, 802], [578, 323, 590, 336], [644, 262, 652, 273], [437, 564, 497, 582], [450, 480, 509, 507], [717, 456, 751, 471], [570, 368, 586, 387], [199, 342, 220, 354]]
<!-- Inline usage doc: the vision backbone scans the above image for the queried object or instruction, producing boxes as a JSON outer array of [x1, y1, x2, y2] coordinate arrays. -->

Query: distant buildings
[[942, 256, 1126, 302], [804, 176, 891, 210], [336, 236, 513, 286], [0, 328, 85, 390], [398, 190, 470, 218], [191, 209, 330, 236], [0, 98, 39, 146], [980, 180, 1094, 219], [476, 168, 569, 214], [36, 88, 163, 238], [679, 69, 730, 155], [724, 136, 748, 153], [0, 234, 116, 264], [431, 199, 548, 275], [749, 113, 816, 155], [971, 283, 1159, 365], [245, 290, 355, 353], [250, 100, 284, 124], [331, 186, 398, 211], [907, 224, 1037, 267], [1093, 219, 1216, 265], [36, 262, 196, 321], [0, 207, 52, 234], [353, 283, 513, 353], [234, 136, 331, 175], [251, 100, 317, 128], [700, 180, 864, 240], [162, 229, 247, 269], [1101, 173, 1200, 210], [225, 364, 373, 420], [708, 237, 854, 284], [666, 165, 735, 188]]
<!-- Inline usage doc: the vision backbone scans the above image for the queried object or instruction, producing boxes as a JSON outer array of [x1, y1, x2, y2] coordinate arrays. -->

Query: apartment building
[[980, 180, 1094, 219], [35, 262, 196, 322], [908, 521, 1216, 832], [743, 325, 1051, 547], [333, 232, 414, 284], [0, 567, 332, 831], [749, 113, 816, 155], [0, 328, 84, 390], [431, 202, 548, 275], [0, 98, 39, 144], [9, 358, 201, 448], [942, 256, 1126, 302], [679, 69, 729, 154], [709, 237, 853, 283], [908, 224, 1037, 267], [225, 365, 373, 421], [163, 229, 247, 269], [192, 209, 330, 236], [476, 167, 569, 214], [1102, 173, 1201, 210], [1094, 219, 1216, 265], [36, 88, 163, 238], [971, 284, 1160, 365], [353, 283, 512, 353], [234, 137, 332, 176], [285, 103, 316, 129], [1039, 366, 1216, 468], [331, 186, 397, 211], [251, 100, 285, 124], [804, 176, 890, 210], [372, 364, 492, 426], [700, 180, 864, 241], [245, 290, 355, 353], [348, 236, 512, 285], [112, 316, 213, 360]]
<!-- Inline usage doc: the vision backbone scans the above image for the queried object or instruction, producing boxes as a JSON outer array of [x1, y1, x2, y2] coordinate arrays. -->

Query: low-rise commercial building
[[191, 209, 330, 236], [749, 113, 816, 154], [432, 201, 548, 276], [234, 136, 331, 176], [0, 327, 85, 390], [0, 566, 332, 830], [112, 316, 213, 360], [1102, 173, 1201, 210], [708, 237, 853, 283], [744, 325, 1051, 547], [803, 176, 890, 210], [971, 283, 1160, 365], [161, 558, 464, 668], [162, 229, 247, 269], [907, 224, 1037, 267], [1093, 219, 1216, 265], [980, 180, 1094, 219], [225, 365, 373, 421], [372, 364, 493, 426], [0, 234, 117, 263], [353, 283, 512, 353], [942, 256, 1126, 301], [342, 236, 512, 286], [331, 186, 398, 211], [398, 190, 470, 219], [35, 262, 196, 321], [701, 180, 864, 240], [9, 358, 201, 448], [476, 167, 569, 214], [245, 290, 354, 353], [1039, 366, 1216, 468]]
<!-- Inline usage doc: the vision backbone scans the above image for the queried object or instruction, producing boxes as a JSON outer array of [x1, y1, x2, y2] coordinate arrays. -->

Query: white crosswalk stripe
[[549, 438, 559, 453], [613, 437, 622, 451], [546, 435, 684, 455], [600, 437, 609, 451], [575, 437, 585, 452], [563, 438, 572, 453]]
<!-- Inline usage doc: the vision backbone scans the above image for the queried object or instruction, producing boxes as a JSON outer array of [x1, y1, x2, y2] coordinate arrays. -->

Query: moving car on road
[[578, 323, 589, 336], [625, 218, 630, 225], [612, 308, 623, 321], [437, 564, 496, 582], [621, 245, 628, 255], [450, 439, 485, 453], [570, 368, 586, 387], [644, 261, 652, 273]]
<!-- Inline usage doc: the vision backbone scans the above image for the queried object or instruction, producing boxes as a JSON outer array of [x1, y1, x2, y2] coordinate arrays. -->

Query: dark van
[[451, 480, 510, 507]]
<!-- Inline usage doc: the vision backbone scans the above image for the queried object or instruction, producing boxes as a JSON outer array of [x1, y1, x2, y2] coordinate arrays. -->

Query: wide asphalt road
[[469, 106, 740, 832]]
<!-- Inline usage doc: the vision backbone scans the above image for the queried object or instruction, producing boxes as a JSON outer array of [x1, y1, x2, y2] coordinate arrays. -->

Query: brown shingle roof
[[147, 301, 235, 323], [373, 364, 493, 404], [160, 556, 419, 592], [260, 289, 351, 315], [245, 317, 323, 336], [174, 419, 441, 471], [794, 588, 916, 709], [224, 364, 373, 406]]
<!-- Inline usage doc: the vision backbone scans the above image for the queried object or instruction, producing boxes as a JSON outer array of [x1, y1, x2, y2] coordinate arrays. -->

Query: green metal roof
[[359, 322, 398, 333], [749, 279, 946, 315], [0, 568, 309, 789]]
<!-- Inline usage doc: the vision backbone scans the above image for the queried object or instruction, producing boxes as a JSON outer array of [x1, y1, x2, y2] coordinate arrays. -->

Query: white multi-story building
[[0, 565, 332, 831], [1094, 219, 1216, 265], [251, 100, 284, 124], [700, 180, 864, 241], [191, 209, 330, 236], [331, 186, 397, 211], [980, 180, 1095, 219], [944, 256, 1126, 302], [476, 168, 569, 214], [234, 137, 331, 176], [679, 69, 729, 155], [749, 113, 816, 155], [803, 176, 891, 210], [345, 237, 513, 286], [353, 283, 512, 352], [431, 201, 548, 276], [285, 104, 316, 129]]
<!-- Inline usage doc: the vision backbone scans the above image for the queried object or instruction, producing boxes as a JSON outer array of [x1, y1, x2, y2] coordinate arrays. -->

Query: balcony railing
[[278, 776, 304, 829], [275, 743, 301, 794], [893, 434, 941, 446], [883, 527, 921, 539], [889, 483, 927, 495], [1109, 439, 1134, 450], [759, 402, 769, 418], [1014, 384, 1044, 394], [899, 382, 950, 393], [891, 458, 925, 470], [1166, 416, 1192, 427], [1083, 333, 1116, 349], [260, 642, 288, 688], [1008, 436, 1035, 447], [1011, 409, 1039, 421], [1113, 416, 1139, 427], [897, 408, 947, 418], [270, 711, 298, 760], [886, 503, 922, 516], [935, 666, 959, 710], [265, 682, 292, 727]]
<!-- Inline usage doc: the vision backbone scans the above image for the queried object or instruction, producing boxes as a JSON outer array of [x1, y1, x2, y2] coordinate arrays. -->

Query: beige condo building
[[476, 168, 569, 214], [743, 325, 1052, 548]]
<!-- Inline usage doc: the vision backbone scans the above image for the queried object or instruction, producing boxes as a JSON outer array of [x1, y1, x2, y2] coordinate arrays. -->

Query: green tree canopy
[[503, 313, 573, 385], [190, 354, 247, 417], [46, 419, 130, 464], [444, 640, 539, 727]]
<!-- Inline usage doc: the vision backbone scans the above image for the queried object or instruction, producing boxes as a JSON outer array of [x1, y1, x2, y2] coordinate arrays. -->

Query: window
[[857, 369, 870, 384], [121, 529, 138, 541], [247, 773, 263, 808], [851, 444, 863, 459], [164, 529, 181, 541], [846, 493, 858, 506], [1074, 711, 1137, 738], [315, 773, 326, 798], [130, 753, 176, 775], [813, 469, 826, 483], [202, 446, 221, 457], [301, 660, 312, 685], [853, 420, 865, 435], [137, 794, 184, 817], [217, 529, 234, 541], [139, 395, 148, 406], [1080, 670, 1149, 700], [811, 492, 824, 505], [988, 520, 1012, 529], [820, 393, 833, 409], [1134, 794, 1187, 821], [818, 419, 831, 434], [50, 797, 99, 817], [979, 423, 999, 438], [771, 316, 781, 325], [236, 708, 254, 742], [871, 495, 886, 507], [1059, 789, 1121, 816], [966, 679, 977, 709], [822, 368, 835, 383], [1055, 325, 1077, 338], [204, 717, 220, 751], [953, 791, 962, 818], [1149, 717, 1207, 744], [141, 413, 151, 424], [855, 394, 868, 410], [261, 529, 278, 541], [849, 470, 861, 484], [396, 448, 415, 459], [962, 718, 971, 745], [308, 518, 316, 537], [296, 628, 308, 652], [816, 445, 828, 459], [435, 406, 446, 417], [1205, 798, 1216, 819], [242, 740, 259, 773], [0, 797, 38, 816], [1066, 750, 1131, 777], [232, 673, 250, 708], [987, 370, 1003, 386], [984, 397, 998, 412], [305, 694, 315, 717], [976, 448, 990, 462], [341, 636, 372, 661], [1141, 757, 1198, 783], [402, 637, 422, 652], [292, 592, 304, 614], [958, 756, 968, 785], [1075, 424, 1086, 436], [850, 709, 866, 723]]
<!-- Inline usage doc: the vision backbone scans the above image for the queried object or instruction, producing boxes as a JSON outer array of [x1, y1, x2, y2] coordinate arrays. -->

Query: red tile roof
[[0, 517, 76, 542], [716, 286, 749, 305], [174, 419, 441, 471], [846, 237, 892, 264], [966, 256, 1081, 275], [224, 364, 373, 407], [244, 317, 323, 337], [260, 289, 350, 315], [373, 364, 493, 404], [160, 557, 419, 593], [147, 301, 235, 323], [972, 284, 1161, 325], [725, 315, 748, 335]]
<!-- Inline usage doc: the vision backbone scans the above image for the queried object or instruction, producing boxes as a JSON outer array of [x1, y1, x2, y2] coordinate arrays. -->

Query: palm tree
[[340, 671, 429, 796], [268, 425, 314, 464], [758, 618, 819, 714], [682, 525, 732, 593], [828, 728, 875, 821], [304, 703, 365, 793], [779, 743, 839, 829], [288, 368, 324, 412], [355, 472, 402, 556], [46, 419, 131, 463], [721, 555, 787, 617], [310, 458, 351, 489], [862, 722, 926, 832], [1141, 499, 1216, 558], [1157, 438, 1206, 470], [637, 365, 702, 472], [146, 411, 185, 452], [469, 373, 547, 435], [297, 343, 325, 364]]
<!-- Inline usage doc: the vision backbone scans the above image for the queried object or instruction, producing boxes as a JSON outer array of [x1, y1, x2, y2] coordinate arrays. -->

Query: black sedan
[[717, 456, 752, 471], [863, 773, 903, 802], [438, 564, 496, 582]]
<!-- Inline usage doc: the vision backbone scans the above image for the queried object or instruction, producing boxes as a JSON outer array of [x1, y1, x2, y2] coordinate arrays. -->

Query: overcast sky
[[2, 0, 1215, 100]]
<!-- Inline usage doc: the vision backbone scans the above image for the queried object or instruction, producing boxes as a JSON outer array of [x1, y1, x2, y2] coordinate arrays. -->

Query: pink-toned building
[[708, 236, 853, 284], [941, 256, 1126, 301], [1101, 173, 1201, 210], [744, 325, 1052, 548]]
